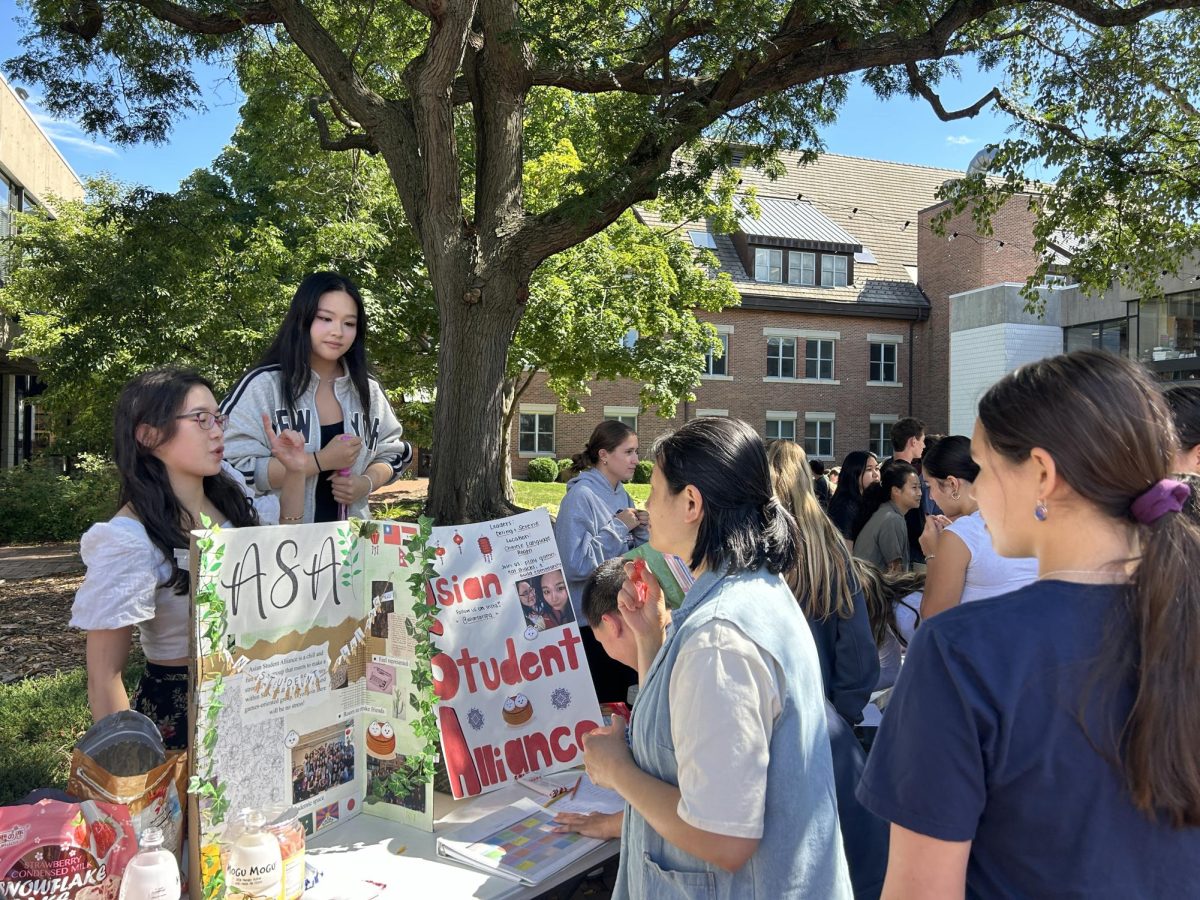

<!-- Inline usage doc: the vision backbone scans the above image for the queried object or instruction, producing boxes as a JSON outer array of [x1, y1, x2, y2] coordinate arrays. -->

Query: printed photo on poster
[[516, 569, 574, 632], [370, 580, 394, 638], [291, 723, 356, 804], [367, 755, 429, 814]]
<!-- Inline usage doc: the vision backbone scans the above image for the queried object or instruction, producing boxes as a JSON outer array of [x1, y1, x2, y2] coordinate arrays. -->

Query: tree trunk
[[499, 376, 518, 507], [424, 267, 526, 525]]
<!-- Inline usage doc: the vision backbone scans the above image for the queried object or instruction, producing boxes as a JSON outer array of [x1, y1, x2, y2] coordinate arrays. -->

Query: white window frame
[[820, 253, 848, 287], [695, 409, 729, 418], [869, 414, 899, 461], [517, 404, 557, 457], [788, 250, 816, 286], [765, 411, 798, 442], [603, 406, 638, 431], [803, 413, 836, 460], [754, 247, 783, 283], [763, 328, 841, 384], [805, 338, 836, 381], [703, 326, 733, 379], [766, 336, 797, 379], [867, 334, 903, 386]]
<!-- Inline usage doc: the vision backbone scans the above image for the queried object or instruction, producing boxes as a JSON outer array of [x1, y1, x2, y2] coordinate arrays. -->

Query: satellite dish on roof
[[966, 147, 996, 177]]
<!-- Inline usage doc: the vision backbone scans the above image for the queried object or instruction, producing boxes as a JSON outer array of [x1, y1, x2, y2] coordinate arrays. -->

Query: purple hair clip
[[1129, 478, 1192, 525]]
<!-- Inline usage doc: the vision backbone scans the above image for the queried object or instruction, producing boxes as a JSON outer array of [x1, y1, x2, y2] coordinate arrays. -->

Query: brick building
[[509, 150, 1041, 477], [0, 74, 85, 467]]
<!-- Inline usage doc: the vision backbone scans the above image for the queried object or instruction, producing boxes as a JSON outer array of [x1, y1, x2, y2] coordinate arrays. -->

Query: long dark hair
[[854, 461, 917, 540], [853, 559, 925, 648], [922, 435, 979, 482], [256, 272, 373, 419], [834, 451, 876, 507], [570, 420, 636, 475], [114, 369, 259, 593], [653, 418, 797, 575], [979, 349, 1200, 827]]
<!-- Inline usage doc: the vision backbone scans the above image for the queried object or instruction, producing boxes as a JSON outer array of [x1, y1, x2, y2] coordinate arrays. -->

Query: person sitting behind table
[[552, 558, 660, 840]]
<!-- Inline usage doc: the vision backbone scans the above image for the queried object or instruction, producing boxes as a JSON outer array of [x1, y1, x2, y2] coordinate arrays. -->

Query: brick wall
[[509, 308, 921, 477], [916, 194, 1043, 435]]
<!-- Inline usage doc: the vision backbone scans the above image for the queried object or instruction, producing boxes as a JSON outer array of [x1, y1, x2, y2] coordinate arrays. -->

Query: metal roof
[[736, 195, 862, 251]]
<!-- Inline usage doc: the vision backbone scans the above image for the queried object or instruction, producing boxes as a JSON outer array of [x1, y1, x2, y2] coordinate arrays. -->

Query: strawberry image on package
[[0, 798, 137, 899]]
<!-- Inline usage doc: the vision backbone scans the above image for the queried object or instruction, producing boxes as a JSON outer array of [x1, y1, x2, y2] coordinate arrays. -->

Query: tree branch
[[904, 61, 1000, 120], [58, 0, 103, 39], [307, 95, 378, 152], [527, 15, 714, 97], [470, 0, 533, 256], [1051, 0, 1200, 27], [398, 0, 478, 266], [132, 0, 280, 34], [266, 0, 389, 127]]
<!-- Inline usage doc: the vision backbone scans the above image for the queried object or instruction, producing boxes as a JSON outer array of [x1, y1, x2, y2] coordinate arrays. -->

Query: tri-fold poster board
[[187, 509, 602, 897]]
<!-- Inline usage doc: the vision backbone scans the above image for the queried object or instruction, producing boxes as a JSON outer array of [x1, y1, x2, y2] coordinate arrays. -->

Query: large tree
[[0, 66, 733, 463], [9, 0, 1200, 521]]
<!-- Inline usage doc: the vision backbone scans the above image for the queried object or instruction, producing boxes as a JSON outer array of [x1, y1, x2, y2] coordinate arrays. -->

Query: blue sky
[[2, 0, 1018, 194]]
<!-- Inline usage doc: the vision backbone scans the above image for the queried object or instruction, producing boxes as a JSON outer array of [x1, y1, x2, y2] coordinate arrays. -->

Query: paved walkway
[[0, 479, 431, 582], [0, 542, 84, 581]]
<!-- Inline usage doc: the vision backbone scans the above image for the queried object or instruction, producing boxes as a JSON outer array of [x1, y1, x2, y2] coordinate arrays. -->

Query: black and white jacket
[[219, 364, 413, 522]]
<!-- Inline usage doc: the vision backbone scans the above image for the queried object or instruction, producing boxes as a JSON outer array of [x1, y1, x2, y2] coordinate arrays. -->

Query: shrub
[[526, 457, 559, 483], [633, 459, 654, 484], [0, 455, 119, 544], [556, 459, 574, 483]]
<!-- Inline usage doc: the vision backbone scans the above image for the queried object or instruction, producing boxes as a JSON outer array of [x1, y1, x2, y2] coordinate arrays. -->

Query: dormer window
[[789, 252, 816, 286], [754, 248, 783, 283], [821, 254, 848, 287], [734, 196, 860, 290]]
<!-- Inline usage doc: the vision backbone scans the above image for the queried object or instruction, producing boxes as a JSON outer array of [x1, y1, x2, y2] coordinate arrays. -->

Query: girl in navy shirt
[[859, 349, 1200, 897]]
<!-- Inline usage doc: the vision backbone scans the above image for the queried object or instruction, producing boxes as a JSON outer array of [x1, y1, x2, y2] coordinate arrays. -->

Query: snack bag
[[67, 750, 188, 863], [0, 797, 136, 899]]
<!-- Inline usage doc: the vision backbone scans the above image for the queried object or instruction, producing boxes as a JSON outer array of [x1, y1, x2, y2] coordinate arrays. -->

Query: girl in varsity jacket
[[220, 272, 413, 523]]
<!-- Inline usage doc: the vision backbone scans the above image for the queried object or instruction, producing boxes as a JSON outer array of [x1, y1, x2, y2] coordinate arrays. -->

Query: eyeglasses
[[176, 411, 229, 431]]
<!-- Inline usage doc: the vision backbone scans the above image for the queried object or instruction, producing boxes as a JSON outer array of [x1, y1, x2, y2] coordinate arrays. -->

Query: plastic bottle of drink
[[225, 809, 283, 898], [118, 826, 181, 900]]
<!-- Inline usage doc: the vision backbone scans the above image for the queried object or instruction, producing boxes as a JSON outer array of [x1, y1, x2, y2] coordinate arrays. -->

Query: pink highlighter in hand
[[337, 434, 355, 520]]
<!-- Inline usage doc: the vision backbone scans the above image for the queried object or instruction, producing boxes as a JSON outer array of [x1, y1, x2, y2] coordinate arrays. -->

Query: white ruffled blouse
[[69, 463, 277, 660]]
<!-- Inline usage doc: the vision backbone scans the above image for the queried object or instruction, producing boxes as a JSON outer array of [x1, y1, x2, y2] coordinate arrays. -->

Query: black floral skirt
[[130, 662, 190, 751]]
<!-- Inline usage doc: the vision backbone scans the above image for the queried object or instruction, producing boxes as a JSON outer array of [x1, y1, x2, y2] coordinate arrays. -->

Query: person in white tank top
[[918, 436, 1038, 619]]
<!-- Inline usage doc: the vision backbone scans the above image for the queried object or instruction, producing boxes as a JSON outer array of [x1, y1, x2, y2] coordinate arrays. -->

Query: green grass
[[0, 660, 144, 804], [375, 481, 650, 521]]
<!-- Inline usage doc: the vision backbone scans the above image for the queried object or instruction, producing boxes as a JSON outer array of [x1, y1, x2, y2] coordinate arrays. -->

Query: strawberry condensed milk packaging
[[0, 797, 137, 900]]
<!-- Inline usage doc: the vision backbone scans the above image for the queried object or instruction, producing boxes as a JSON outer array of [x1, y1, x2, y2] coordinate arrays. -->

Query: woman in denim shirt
[[581, 417, 851, 900]]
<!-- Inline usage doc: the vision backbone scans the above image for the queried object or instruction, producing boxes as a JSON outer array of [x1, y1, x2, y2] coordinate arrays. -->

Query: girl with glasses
[[220, 272, 413, 523], [69, 368, 306, 749]]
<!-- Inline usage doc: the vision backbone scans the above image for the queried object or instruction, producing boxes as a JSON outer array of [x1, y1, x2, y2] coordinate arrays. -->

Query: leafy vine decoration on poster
[[189, 516, 228, 900], [361, 515, 443, 805]]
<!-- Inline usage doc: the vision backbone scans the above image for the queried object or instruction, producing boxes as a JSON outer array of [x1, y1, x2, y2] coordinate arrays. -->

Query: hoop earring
[[1034, 501, 1048, 521], [951, 491, 960, 501]]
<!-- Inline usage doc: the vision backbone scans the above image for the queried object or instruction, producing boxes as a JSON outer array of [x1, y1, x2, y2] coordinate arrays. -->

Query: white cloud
[[945, 135, 975, 146], [29, 109, 119, 157]]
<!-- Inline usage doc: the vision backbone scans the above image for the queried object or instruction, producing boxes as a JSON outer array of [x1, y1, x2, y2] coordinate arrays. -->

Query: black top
[[828, 492, 860, 541], [313, 420, 345, 523]]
